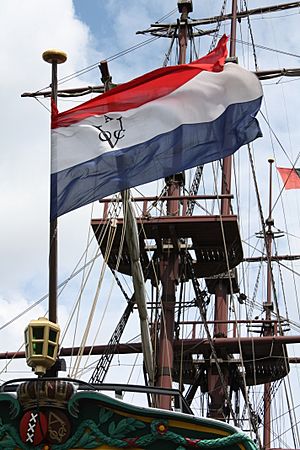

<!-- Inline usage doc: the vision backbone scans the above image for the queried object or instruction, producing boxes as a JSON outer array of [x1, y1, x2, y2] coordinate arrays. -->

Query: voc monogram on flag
[[92, 114, 126, 149]]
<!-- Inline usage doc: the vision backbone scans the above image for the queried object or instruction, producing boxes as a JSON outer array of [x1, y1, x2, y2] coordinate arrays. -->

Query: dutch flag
[[51, 36, 263, 219]]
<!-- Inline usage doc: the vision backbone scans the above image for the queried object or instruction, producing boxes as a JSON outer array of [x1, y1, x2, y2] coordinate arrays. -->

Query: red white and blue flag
[[51, 36, 263, 219], [277, 167, 300, 189]]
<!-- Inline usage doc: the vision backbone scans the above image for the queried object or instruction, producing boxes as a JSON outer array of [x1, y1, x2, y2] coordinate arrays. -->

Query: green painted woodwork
[[0, 390, 258, 450]]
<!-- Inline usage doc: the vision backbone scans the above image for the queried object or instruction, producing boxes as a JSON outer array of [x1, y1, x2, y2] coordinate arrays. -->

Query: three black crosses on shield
[[93, 115, 125, 149]]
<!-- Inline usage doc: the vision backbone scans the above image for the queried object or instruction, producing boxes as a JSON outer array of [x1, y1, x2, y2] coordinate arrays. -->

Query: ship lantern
[[24, 318, 60, 376]]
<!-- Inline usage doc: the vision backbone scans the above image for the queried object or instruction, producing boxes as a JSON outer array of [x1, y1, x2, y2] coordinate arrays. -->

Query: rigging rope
[[71, 207, 121, 377], [247, 145, 284, 334], [211, 162, 260, 441], [247, 143, 300, 445], [271, 151, 300, 213], [246, 106, 299, 446], [282, 377, 300, 447], [231, 35, 300, 59], [61, 199, 121, 347], [163, 25, 178, 67], [72, 194, 132, 380], [185, 252, 238, 425], [249, 257, 263, 320], [273, 242, 290, 321], [0, 243, 106, 334], [242, 0, 258, 70], [209, 0, 228, 52], [68, 202, 95, 373]]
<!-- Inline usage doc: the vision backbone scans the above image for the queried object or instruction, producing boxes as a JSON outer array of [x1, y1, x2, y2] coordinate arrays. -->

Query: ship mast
[[263, 158, 275, 449], [156, 0, 190, 410], [207, 0, 238, 421]]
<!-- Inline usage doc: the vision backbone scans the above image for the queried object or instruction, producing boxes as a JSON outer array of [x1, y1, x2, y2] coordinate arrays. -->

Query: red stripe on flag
[[52, 35, 228, 129], [277, 167, 300, 189]]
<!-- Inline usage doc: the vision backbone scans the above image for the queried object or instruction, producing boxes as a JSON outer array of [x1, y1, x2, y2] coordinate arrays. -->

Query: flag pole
[[42, 49, 67, 325]]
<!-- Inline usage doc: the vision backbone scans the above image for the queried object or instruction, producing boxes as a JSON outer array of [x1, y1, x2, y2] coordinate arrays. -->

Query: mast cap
[[177, 0, 193, 13], [42, 49, 67, 64]]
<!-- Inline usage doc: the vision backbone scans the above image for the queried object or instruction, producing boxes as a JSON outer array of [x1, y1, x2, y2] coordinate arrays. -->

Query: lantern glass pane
[[48, 344, 55, 357], [33, 342, 43, 355], [32, 327, 44, 339], [49, 329, 57, 342]]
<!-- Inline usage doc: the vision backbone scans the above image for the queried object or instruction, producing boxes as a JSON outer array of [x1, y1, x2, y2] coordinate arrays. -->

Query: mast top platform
[[92, 195, 243, 285], [42, 49, 67, 64]]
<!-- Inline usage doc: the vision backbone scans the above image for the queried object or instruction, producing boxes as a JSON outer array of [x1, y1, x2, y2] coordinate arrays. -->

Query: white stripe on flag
[[51, 63, 262, 174]]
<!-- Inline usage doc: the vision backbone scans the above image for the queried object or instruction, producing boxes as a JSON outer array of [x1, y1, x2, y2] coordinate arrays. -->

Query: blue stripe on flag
[[51, 97, 262, 219]]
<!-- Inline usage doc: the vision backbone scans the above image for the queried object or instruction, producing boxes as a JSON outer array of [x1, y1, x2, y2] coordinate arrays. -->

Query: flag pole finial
[[42, 49, 67, 64]]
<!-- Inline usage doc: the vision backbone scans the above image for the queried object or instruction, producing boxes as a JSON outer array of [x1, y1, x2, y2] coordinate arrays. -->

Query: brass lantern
[[24, 318, 60, 376]]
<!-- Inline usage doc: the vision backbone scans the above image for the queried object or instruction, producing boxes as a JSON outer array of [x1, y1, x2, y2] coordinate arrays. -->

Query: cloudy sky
[[0, 0, 300, 443]]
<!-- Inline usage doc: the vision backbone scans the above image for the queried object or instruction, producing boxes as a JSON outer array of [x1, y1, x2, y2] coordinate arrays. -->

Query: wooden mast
[[156, 0, 191, 410], [263, 158, 275, 449], [206, 0, 238, 421]]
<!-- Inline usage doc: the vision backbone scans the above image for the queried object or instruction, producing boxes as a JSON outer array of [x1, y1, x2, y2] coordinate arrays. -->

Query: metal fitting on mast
[[177, 0, 193, 14]]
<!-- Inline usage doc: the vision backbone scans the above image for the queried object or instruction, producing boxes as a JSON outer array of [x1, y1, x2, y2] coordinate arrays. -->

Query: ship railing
[[146, 319, 288, 339], [99, 194, 234, 219], [0, 378, 193, 415]]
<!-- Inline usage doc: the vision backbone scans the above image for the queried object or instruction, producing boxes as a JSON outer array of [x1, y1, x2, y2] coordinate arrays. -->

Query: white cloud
[[0, 1, 107, 377], [0, 1, 93, 295]]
